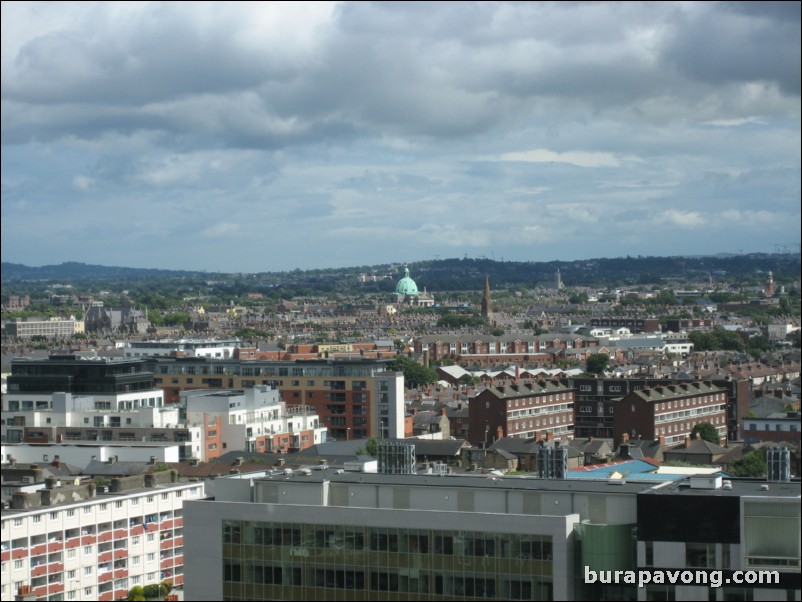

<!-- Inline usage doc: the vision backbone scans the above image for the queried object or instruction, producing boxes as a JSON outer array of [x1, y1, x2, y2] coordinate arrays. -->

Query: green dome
[[395, 266, 419, 295]]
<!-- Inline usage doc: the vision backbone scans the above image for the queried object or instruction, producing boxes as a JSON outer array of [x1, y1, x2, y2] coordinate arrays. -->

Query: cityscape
[[2, 2, 800, 602]]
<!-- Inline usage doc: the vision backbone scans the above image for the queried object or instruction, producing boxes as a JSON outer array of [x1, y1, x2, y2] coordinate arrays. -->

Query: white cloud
[[499, 149, 621, 168], [658, 209, 705, 228]]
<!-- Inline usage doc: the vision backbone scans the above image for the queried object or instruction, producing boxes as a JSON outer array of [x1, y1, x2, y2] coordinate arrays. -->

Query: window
[[67, 549, 77, 559], [67, 509, 75, 517], [132, 556, 140, 566], [84, 566, 93, 576], [132, 536, 140, 545], [83, 506, 91, 515], [33, 515, 41, 524], [84, 546, 92, 555], [131, 498, 139, 506], [686, 543, 716, 568], [50, 512, 59, 520], [147, 496, 154, 503], [13, 518, 22, 527], [161, 493, 169, 501], [99, 503, 107, 511], [115, 501, 124, 509], [14, 559, 24, 569], [67, 569, 76, 580], [147, 534, 155, 542], [147, 553, 155, 562]]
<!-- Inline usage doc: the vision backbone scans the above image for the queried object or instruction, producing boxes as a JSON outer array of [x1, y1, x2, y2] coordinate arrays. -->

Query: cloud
[[1, 1, 798, 271], [500, 149, 621, 168], [658, 209, 705, 228]]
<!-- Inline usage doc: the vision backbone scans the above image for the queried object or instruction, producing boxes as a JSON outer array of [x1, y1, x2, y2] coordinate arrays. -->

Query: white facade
[[0, 480, 204, 602], [376, 371, 405, 439], [2, 390, 169, 444], [122, 339, 241, 359], [182, 386, 327, 461], [1, 443, 182, 468]]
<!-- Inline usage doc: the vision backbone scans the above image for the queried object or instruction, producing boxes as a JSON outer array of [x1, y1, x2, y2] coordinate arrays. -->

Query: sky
[[2, 1, 800, 274]]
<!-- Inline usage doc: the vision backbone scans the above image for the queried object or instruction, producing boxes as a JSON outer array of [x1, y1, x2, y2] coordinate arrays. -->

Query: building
[[614, 382, 728, 447], [572, 377, 672, 440], [184, 470, 647, 601], [741, 411, 801, 446], [391, 265, 434, 307], [0, 472, 204, 602], [4, 317, 84, 339], [183, 469, 801, 601], [122, 339, 242, 359], [83, 302, 150, 335], [664, 318, 715, 332], [3, 355, 164, 446], [181, 386, 326, 460], [414, 333, 596, 366], [590, 317, 662, 334], [468, 381, 575, 447], [636, 476, 800, 601], [146, 357, 405, 441]]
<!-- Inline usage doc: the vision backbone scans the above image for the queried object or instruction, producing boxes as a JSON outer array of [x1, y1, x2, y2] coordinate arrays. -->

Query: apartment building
[[414, 334, 596, 366], [468, 381, 575, 447], [181, 386, 326, 460], [122, 339, 242, 359], [147, 357, 404, 441], [0, 473, 204, 602], [589, 317, 662, 333], [571, 377, 670, 440], [614, 382, 728, 447]]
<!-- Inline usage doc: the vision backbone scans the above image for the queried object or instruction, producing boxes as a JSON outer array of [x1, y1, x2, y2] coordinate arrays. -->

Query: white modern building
[[181, 386, 327, 461], [122, 339, 243, 359], [1, 474, 204, 602]]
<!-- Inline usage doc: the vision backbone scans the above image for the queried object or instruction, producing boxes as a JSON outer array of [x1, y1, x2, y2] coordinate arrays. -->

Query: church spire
[[481, 273, 492, 319]]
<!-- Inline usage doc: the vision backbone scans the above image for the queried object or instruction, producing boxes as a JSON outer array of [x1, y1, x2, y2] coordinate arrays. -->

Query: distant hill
[[1, 261, 206, 282], [2, 253, 799, 289]]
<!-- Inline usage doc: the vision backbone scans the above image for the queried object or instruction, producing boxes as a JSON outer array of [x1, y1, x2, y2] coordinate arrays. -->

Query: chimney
[[9, 456, 16, 466], [496, 426, 504, 440], [148, 456, 157, 465], [52, 456, 61, 469], [621, 433, 630, 443], [441, 407, 447, 416], [657, 435, 666, 446], [45, 476, 57, 489], [685, 436, 691, 448], [234, 457, 244, 467]]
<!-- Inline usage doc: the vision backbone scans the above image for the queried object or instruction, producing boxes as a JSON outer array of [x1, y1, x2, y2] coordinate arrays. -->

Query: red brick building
[[468, 381, 575, 447], [614, 382, 727, 447]]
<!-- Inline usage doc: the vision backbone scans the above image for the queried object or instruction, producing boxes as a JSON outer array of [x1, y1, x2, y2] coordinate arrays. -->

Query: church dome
[[395, 266, 419, 296]]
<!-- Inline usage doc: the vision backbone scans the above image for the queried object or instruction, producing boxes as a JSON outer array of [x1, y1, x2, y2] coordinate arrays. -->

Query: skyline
[[2, 1, 800, 273]]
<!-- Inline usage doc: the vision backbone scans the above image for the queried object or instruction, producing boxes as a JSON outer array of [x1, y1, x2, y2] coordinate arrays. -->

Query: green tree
[[386, 355, 438, 388], [729, 450, 767, 478], [585, 353, 610, 375], [691, 422, 720, 444]]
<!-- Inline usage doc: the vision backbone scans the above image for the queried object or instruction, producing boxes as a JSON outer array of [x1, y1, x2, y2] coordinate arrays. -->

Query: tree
[[585, 353, 610, 375], [730, 449, 767, 478], [386, 355, 438, 388], [691, 422, 720, 445]]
